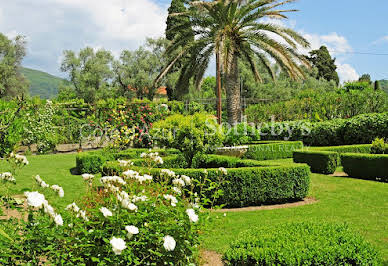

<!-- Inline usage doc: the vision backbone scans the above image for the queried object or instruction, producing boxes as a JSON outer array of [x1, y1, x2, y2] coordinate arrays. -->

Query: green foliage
[[223, 222, 381, 265], [359, 73, 372, 84], [293, 150, 339, 174], [191, 154, 265, 169], [60, 47, 114, 103], [371, 138, 386, 154], [343, 81, 372, 92], [243, 141, 304, 161], [22, 101, 60, 154], [103, 161, 311, 208], [308, 46, 339, 84], [341, 153, 388, 182], [260, 112, 388, 146], [76, 152, 107, 174], [379, 79, 388, 94], [0, 100, 25, 157], [6, 169, 204, 264], [223, 123, 260, 146], [0, 33, 29, 98], [313, 144, 372, 154], [76, 148, 180, 174], [21, 67, 67, 99], [151, 113, 224, 165], [247, 87, 388, 122]]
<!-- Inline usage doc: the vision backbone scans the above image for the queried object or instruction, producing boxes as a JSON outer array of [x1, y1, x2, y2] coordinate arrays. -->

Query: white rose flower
[[110, 237, 127, 255], [100, 207, 113, 217], [172, 178, 185, 187], [181, 175, 191, 185], [186, 209, 199, 223], [219, 167, 228, 175], [25, 191, 45, 208], [125, 225, 139, 238], [172, 187, 181, 195], [54, 214, 64, 226], [163, 235, 176, 251], [82, 173, 94, 181], [163, 194, 178, 207]]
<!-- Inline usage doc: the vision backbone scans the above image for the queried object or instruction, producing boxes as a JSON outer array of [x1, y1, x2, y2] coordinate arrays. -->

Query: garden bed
[[102, 155, 311, 208]]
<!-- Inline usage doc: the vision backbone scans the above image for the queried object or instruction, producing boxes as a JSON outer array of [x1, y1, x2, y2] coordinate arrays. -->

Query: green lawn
[[1, 154, 387, 262]]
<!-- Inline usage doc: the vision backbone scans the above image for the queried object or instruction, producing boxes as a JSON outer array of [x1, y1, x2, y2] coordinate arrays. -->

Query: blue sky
[[0, 0, 387, 82]]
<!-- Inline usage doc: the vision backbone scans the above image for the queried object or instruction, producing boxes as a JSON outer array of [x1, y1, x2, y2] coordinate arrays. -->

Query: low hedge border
[[76, 148, 179, 174], [216, 141, 304, 160], [243, 141, 304, 161], [341, 153, 388, 182], [293, 150, 338, 174], [102, 158, 311, 208], [223, 222, 381, 265], [292, 144, 372, 174]]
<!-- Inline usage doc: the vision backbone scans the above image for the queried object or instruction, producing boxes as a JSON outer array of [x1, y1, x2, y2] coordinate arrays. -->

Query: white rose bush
[[10, 152, 213, 265]]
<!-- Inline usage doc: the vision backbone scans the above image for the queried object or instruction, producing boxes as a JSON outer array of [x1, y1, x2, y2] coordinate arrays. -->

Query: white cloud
[[0, 0, 167, 76], [337, 63, 359, 82], [301, 32, 352, 56], [51, 0, 167, 42]]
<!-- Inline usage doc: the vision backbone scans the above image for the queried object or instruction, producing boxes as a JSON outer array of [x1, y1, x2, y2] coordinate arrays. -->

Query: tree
[[308, 46, 339, 85], [374, 80, 380, 91], [0, 33, 29, 98], [165, 0, 194, 100], [157, 0, 310, 125], [60, 47, 114, 103], [113, 38, 172, 100], [359, 74, 372, 84]]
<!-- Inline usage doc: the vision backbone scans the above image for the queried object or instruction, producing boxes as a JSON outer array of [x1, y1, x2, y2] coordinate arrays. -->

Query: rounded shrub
[[150, 113, 224, 165], [223, 222, 381, 265], [223, 123, 260, 146]]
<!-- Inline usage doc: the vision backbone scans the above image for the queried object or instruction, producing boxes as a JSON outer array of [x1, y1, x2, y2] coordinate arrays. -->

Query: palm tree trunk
[[216, 48, 222, 124], [225, 53, 241, 125]]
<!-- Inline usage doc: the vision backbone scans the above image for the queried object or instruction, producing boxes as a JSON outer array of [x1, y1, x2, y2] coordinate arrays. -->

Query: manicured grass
[[0, 153, 99, 209], [1, 154, 387, 263]]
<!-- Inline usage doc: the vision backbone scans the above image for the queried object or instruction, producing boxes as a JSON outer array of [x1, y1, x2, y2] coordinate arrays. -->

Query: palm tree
[[156, 0, 310, 125]]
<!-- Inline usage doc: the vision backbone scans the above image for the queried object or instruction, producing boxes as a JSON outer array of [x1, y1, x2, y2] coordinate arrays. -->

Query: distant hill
[[21, 67, 67, 99], [379, 80, 388, 94]]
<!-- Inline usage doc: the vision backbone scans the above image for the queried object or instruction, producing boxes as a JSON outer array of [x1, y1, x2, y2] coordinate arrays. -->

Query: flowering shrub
[[23, 101, 59, 154], [10, 154, 208, 265]]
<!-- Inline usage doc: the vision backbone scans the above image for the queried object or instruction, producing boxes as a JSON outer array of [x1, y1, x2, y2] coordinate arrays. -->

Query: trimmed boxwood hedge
[[260, 112, 388, 146], [341, 153, 388, 182], [223, 222, 381, 265], [312, 144, 371, 154], [293, 144, 372, 174], [75, 148, 179, 174], [242, 141, 303, 161], [102, 159, 311, 208], [293, 150, 338, 174]]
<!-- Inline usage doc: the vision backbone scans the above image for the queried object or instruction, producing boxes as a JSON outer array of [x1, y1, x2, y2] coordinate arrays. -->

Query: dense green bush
[[223, 222, 381, 265], [313, 144, 371, 154], [371, 138, 386, 154], [103, 162, 311, 208], [341, 112, 388, 145], [260, 112, 388, 146], [341, 153, 388, 182], [243, 141, 303, 161], [0, 100, 24, 157], [223, 123, 260, 146], [76, 148, 179, 174], [76, 152, 107, 174], [151, 113, 224, 165], [293, 150, 338, 174], [247, 87, 388, 122]]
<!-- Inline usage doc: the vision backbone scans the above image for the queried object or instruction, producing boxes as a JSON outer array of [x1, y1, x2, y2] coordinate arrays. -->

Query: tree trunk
[[225, 53, 241, 125], [216, 48, 222, 125]]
